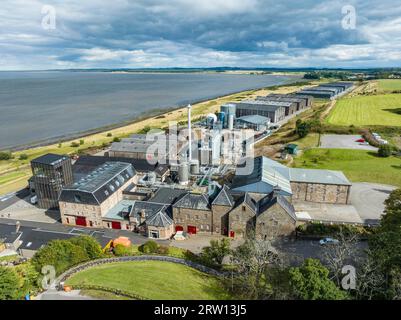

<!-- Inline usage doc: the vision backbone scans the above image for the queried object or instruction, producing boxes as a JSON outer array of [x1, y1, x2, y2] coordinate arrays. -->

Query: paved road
[[350, 182, 396, 224], [0, 188, 30, 211]]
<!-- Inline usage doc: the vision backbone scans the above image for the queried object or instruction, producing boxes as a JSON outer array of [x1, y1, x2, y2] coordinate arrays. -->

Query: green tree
[[378, 144, 392, 157], [0, 151, 12, 160], [0, 266, 20, 300], [201, 238, 231, 266], [289, 258, 348, 300], [379, 189, 401, 232], [295, 120, 310, 138], [18, 154, 28, 160], [68, 235, 104, 259], [31, 240, 89, 275]]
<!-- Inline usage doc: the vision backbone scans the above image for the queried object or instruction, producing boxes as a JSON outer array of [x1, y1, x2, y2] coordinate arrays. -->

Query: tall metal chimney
[[187, 104, 192, 162]]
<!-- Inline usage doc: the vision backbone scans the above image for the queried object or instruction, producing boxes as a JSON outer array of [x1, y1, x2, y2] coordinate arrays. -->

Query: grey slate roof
[[60, 162, 135, 205], [146, 210, 173, 227], [173, 193, 211, 211], [212, 185, 234, 207], [232, 192, 257, 213], [257, 192, 296, 221], [149, 187, 188, 205]]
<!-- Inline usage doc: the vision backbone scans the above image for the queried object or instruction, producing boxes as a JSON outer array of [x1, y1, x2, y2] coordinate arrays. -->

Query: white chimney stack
[[187, 104, 192, 162]]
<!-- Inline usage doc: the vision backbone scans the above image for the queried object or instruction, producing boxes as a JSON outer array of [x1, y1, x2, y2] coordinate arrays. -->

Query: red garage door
[[175, 225, 184, 232], [75, 216, 87, 227], [187, 225, 197, 234], [111, 221, 121, 230]]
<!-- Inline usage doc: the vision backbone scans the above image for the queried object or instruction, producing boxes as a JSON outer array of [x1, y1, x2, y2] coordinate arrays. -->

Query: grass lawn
[[66, 261, 230, 300], [326, 94, 401, 127], [378, 79, 401, 92], [293, 148, 401, 187]]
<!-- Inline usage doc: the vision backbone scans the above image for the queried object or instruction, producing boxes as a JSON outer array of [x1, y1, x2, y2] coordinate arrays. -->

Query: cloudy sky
[[1, 0, 400, 70]]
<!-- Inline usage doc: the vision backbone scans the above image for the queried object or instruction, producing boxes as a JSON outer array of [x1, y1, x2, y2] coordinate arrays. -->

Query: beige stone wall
[[172, 207, 213, 234], [147, 224, 174, 240], [211, 204, 231, 235], [291, 182, 350, 204], [255, 202, 296, 240], [228, 204, 255, 239]]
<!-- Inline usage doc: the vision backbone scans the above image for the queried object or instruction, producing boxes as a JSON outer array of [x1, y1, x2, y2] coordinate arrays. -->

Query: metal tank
[[178, 162, 189, 185]]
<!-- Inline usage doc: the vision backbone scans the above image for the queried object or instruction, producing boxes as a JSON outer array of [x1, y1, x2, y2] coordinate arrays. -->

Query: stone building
[[59, 162, 137, 228], [172, 193, 212, 234], [231, 156, 351, 205], [227, 191, 297, 240]]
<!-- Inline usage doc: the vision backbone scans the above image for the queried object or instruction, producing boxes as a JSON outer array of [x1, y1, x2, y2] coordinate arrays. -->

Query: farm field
[[292, 148, 401, 187], [326, 94, 401, 127], [378, 79, 401, 92], [66, 261, 230, 300]]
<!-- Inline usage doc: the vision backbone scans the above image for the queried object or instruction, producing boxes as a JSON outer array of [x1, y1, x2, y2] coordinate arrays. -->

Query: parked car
[[319, 237, 339, 245]]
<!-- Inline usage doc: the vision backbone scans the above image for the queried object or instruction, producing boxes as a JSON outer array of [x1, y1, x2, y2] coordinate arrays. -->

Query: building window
[[206, 225, 210, 230], [242, 205, 246, 212], [66, 217, 69, 224], [195, 215, 199, 220]]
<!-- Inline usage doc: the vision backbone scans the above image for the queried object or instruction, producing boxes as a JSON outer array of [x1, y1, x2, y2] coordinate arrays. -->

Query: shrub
[[0, 266, 20, 300], [113, 244, 132, 257], [69, 235, 104, 260], [18, 154, 28, 160], [157, 245, 169, 255], [0, 151, 12, 160], [70, 142, 80, 148], [31, 240, 89, 275], [79, 139, 85, 145], [107, 133, 112, 137], [139, 240, 159, 254], [201, 238, 231, 267], [113, 137, 121, 142], [378, 144, 392, 157]]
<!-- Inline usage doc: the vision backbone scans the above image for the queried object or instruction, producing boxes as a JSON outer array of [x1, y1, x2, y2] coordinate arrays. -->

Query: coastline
[[4, 76, 304, 152], [0, 78, 313, 195]]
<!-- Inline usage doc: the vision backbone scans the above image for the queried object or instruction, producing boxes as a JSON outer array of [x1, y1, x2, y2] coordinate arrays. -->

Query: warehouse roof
[[60, 162, 135, 205], [236, 115, 270, 125], [238, 100, 292, 107], [289, 168, 351, 186], [231, 156, 351, 195], [31, 153, 69, 166]]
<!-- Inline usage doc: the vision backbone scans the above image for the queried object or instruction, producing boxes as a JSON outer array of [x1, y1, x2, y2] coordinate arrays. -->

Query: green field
[[326, 94, 401, 127], [66, 261, 230, 300], [293, 148, 401, 187], [378, 79, 401, 92]]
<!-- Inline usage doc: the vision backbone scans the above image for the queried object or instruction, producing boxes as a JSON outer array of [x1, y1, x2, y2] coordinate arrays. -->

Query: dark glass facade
[[30, 154, 73, 209]]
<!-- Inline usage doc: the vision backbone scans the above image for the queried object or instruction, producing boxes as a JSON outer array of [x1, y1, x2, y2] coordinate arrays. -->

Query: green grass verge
[[293, 148, 401, 187], [66, 261, 230, 300], [378, 79, 401, 92], [326, 94, 401, 127]]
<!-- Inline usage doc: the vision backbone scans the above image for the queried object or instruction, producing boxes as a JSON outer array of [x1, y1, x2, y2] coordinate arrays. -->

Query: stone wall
[[228, 204, 255, 239], [291, 182, 350, 204], [211, 204, 231, 235], [255, 202, 296, 240], [172, 207, 213, 234]]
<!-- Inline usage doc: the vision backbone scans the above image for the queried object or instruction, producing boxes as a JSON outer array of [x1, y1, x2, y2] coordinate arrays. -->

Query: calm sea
[[0, 71, 301, 149]]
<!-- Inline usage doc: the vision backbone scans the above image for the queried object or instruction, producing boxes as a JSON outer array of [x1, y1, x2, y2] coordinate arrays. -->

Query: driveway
[[320, 134, 378, 151], [350, 182, 396, 224]]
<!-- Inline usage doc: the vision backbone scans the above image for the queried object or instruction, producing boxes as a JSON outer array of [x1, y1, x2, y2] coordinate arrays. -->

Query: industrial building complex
[[23, 84, 361, 241]]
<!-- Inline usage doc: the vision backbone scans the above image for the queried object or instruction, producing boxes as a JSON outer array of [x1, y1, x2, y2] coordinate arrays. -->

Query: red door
[[111, 221, 121, 230], [175, 225, 184, 232], [229, 231, 235, 238], [75, 216, 87, 227], [187, 225, 197, 234]]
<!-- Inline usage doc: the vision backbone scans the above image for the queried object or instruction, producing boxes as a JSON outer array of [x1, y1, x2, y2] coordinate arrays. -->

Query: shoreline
[[4, 77, 304, 152]]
